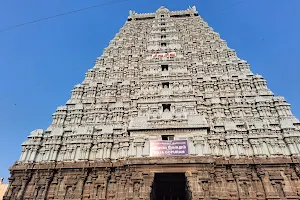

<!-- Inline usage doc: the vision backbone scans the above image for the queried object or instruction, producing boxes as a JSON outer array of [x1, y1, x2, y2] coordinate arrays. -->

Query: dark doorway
[[150, 173, 189, 200]]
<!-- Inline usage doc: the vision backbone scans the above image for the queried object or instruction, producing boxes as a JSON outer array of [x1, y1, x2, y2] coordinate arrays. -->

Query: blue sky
[[0, 0, 299, 182]]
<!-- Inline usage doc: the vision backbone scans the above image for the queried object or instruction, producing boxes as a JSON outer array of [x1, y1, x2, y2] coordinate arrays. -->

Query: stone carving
[[133, 182, 141, 197], [4, 5, 300, 200], [4, 158, 300, 199], [15, 6, 299, 164]]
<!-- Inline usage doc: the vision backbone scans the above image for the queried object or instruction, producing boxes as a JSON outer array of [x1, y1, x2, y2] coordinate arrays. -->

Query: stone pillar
[[185, 171, 201, 199], [228, 139, 237, 156], [57, 149, 66, 161], [19, 147, 27, 162], [134, 141, 145, 157], [103, 145, 108, 159], [25, 148, 33, 162], [279, 140, 290, 155], [194, 139, 204, 156], [255, 140, 263, 156], [49, 146, 57, 161], [220, 140, 230, 156], [188, 138, 196, 155], [250, 139, 259, 156], [118, 144, 124, 158], [98, 143, 104, 159], [42, 172, 54, 200], [55, 171, 64, 198], [282, 171, 297, 198], [285, 138, 298, 155], [258, 170, 276, 198], [106, 143, 112, 159], [142, 139, 150, 157], [111, 144, 119, 160], [251, 170, 265, 199], [16, 173, 31, 200], [36, 149, 43, 162], [226, 171, 238, 198], [29, 146, 38, 162], [128, 139, 135, 157], [203, 138, 211, 155], [65, 148, 72, 160], [79, 144, 90, 160], [261, 140, 270, 156], [294, 138, 300, 154], [72, 146, 78, 160], [75, 171, 88, 198], [44, 147, 51, 161], [89, 145, 97, 160], [141, 172, 155, 200], [3, 175, 16, 200]]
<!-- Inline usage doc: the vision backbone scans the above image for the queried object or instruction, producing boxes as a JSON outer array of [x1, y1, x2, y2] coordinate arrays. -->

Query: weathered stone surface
[[4, 157, 300, 199], [16, 6, 300, 164], [5, 6, 300, 199]]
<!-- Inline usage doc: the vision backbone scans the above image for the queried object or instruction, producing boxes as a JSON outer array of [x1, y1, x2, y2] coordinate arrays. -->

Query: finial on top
[[129, 10, 135, 17], [189, 5, 197, 12]]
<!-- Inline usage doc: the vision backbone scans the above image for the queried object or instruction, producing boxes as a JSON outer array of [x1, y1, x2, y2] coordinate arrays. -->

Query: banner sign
[[152, 52, 176, 58], [150, 140, 188, 157]]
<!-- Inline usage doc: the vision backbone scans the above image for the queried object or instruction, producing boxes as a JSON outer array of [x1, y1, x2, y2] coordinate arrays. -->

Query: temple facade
[[4, 6, 300, 200]]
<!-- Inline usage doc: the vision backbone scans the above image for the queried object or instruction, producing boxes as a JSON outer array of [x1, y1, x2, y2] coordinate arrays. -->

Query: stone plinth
[[4, 157, 300, 200]]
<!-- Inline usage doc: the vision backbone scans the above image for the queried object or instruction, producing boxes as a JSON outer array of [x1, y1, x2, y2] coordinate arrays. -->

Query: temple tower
[[4, 6, 300, 200]]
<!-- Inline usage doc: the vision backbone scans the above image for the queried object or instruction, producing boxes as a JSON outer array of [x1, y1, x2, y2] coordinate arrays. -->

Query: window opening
[[161, 135, 174, 140], [161, 43, 167, 47], [161, 14, 165, 18], [162, 82, 169, 88], [162, 104, 171, 112], [161, 28, 166, 32], [161, 35, 166, 39], [161, 65, 168, 71]]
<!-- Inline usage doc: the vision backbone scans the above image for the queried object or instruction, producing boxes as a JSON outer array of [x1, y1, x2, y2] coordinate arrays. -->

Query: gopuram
[[4, 6, 300, 200]]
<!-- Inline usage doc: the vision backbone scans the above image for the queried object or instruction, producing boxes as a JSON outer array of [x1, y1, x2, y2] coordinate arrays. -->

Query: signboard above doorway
[[150, 140, 188, 157]]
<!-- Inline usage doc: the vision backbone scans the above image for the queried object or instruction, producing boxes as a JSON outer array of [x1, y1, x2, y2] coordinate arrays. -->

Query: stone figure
[[133, 182, 141, 197]]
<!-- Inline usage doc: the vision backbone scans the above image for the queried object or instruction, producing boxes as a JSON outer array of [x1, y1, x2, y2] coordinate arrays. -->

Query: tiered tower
[[5, 6, 300, 200]]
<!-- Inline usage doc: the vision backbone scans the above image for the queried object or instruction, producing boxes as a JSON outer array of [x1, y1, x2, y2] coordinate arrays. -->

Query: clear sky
[[0, 0, 299, 182]]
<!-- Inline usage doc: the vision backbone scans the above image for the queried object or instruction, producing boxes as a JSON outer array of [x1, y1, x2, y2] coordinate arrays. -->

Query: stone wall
[[4, 157, 300, 200]]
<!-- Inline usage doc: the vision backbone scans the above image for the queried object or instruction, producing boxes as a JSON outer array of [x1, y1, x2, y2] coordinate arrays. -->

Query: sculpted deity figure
[[201, 181, 210, 197], [240, 182, 250, 197], [133, 182, 141, 197]]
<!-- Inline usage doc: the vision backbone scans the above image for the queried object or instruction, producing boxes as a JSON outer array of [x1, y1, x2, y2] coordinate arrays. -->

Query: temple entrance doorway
[[150, 173, 190, 200]]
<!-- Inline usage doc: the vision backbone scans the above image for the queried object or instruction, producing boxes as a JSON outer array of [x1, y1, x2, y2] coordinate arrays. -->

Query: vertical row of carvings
[[5, 163, 300, 200]]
